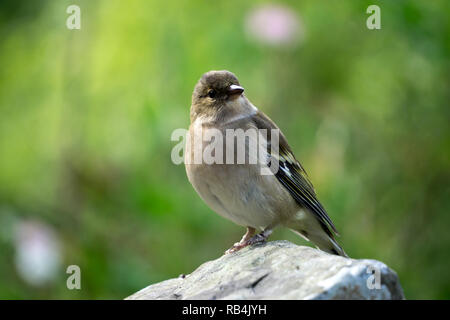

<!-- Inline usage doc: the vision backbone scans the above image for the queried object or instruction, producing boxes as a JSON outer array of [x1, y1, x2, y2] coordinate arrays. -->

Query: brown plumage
[[185, 70, 348, 257]]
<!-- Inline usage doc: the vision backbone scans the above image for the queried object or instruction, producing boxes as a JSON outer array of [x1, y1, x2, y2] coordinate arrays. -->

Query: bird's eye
[[207, 89, 216, 98]]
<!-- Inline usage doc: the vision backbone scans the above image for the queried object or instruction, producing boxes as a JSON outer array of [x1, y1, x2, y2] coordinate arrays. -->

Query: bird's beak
[[227, 84, 244, 96]]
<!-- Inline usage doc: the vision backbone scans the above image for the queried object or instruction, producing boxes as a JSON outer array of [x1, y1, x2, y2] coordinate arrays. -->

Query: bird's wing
[[251, 110, 339, 235]]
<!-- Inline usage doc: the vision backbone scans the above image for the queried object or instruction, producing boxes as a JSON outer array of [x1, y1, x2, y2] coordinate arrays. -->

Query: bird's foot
[[225, 228, 273, 254], [225, 241, 250, 254], [247, 233, 267, 246], [247, 229, 273, 246], [225, 227, 256, 254]]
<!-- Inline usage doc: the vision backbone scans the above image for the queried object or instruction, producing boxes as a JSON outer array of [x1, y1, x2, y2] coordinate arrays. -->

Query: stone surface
[[126, 241, 404, 300]]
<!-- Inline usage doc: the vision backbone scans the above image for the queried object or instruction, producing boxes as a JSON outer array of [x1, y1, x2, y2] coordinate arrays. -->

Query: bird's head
[[191, 70, 245, 121]]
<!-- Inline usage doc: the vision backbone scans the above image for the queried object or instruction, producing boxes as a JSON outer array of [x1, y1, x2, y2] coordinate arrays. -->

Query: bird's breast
[[185, 123, 298, 228]]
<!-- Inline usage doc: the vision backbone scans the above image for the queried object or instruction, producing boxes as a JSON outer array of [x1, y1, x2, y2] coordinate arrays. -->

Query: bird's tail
[[285, 214, 348, 257], [291, 228, 348, 257]]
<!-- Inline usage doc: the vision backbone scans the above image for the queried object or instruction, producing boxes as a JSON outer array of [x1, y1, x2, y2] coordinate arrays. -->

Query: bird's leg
[[225, 227, 256, 254], [247, 227, 273, 246]]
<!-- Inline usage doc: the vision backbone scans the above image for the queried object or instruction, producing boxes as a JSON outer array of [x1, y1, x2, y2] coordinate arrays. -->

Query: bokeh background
[[0, 0, 449, 299]]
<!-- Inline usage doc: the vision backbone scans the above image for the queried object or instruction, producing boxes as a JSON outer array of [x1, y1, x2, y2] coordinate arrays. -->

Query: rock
[[126, 240, 404, 300]]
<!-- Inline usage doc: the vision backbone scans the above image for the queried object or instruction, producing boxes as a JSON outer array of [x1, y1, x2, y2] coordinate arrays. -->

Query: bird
[[185, 70, 348, 257]]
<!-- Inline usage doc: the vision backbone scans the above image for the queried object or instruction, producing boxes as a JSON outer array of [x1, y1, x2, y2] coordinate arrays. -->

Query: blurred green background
[[0, 0, 449, 299]]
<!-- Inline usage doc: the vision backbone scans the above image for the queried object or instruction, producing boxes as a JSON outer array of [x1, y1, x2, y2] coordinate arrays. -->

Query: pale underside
[[185, 98, 319, 233]]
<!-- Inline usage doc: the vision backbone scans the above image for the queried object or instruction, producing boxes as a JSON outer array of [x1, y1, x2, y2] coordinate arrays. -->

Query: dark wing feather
[[252, 110, 339, 235]]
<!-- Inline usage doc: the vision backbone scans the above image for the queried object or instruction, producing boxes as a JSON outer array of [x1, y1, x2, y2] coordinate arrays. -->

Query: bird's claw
[[225, 230, 271, 254], [225, 242, 248, 254], [247, 233, 268, 246]]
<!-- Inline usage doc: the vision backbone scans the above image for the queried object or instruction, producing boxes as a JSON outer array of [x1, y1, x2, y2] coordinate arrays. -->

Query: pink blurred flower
[[14, 220, 61, 286], [245, 4, 304, 46]]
